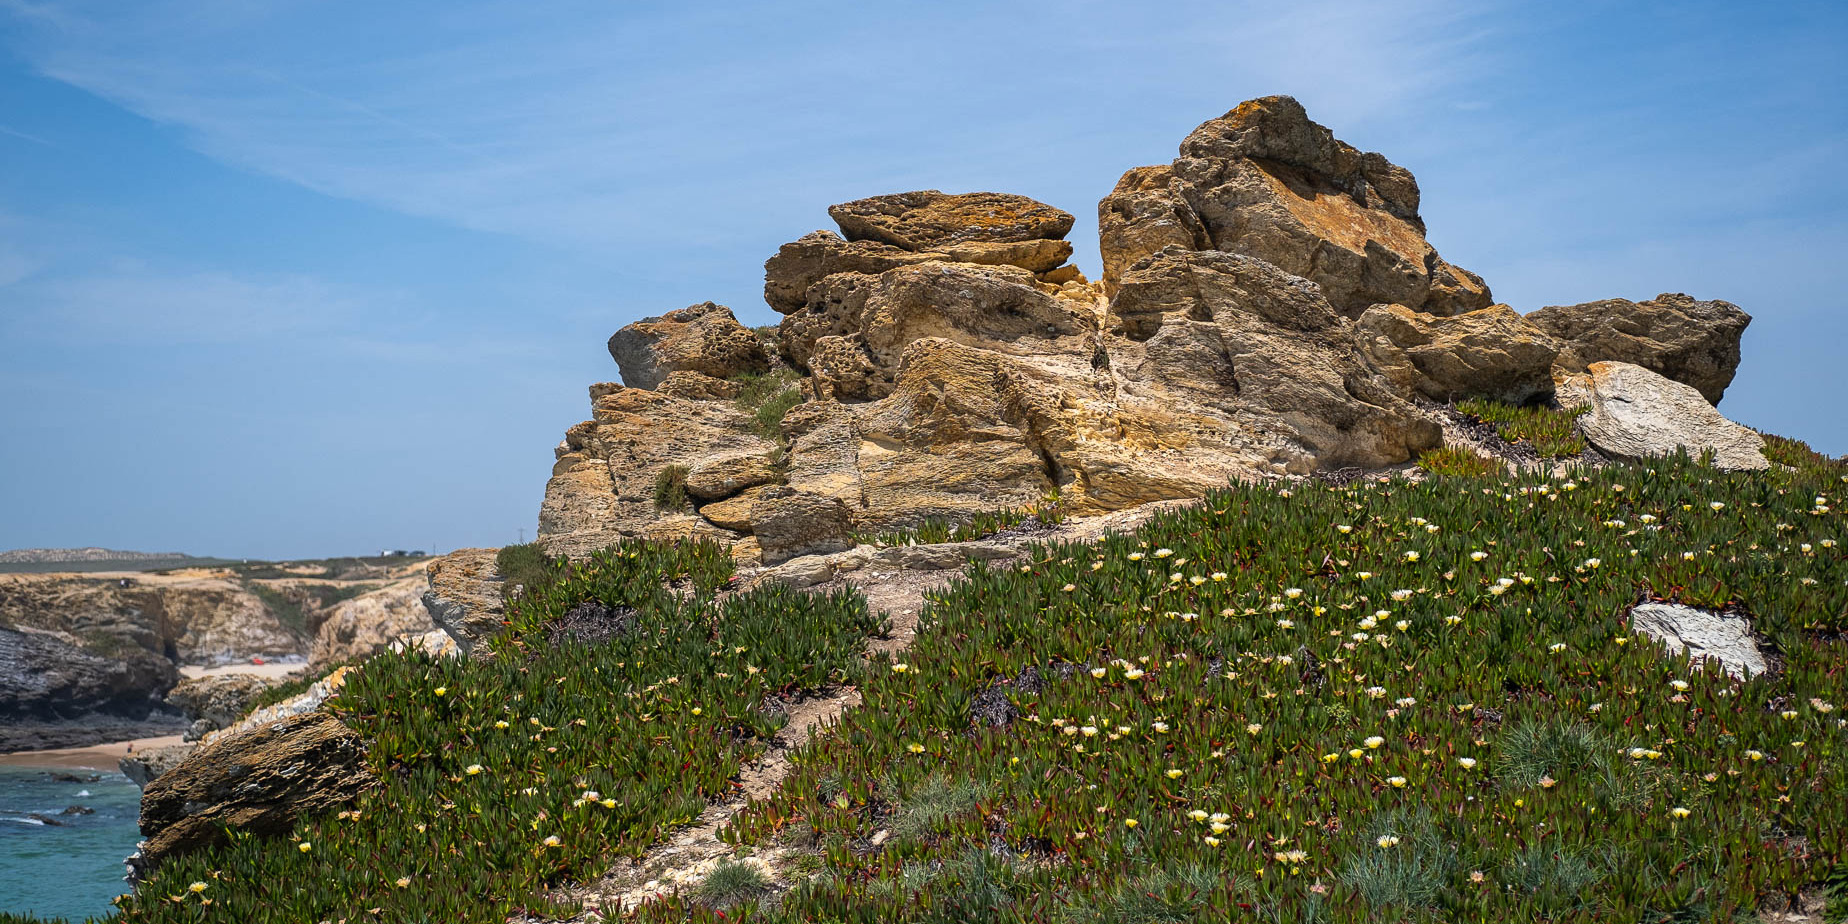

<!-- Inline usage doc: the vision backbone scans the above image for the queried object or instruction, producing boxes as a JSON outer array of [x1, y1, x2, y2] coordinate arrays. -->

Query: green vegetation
[[1760, 431, 1848, 479], [653, 464, 691, 511], [240, 665, 334, 714], [34, 453, 1848, 923], [495, 542, 561, 602], [1457, 398, 1587, 458], [697, 859, 772, 909], [733, 369, 805, 444], [1415, 446, 1503, 478], [689, 454, 1842, 923], [110, 539, 881, 924], [856, 497, 1068, 548]]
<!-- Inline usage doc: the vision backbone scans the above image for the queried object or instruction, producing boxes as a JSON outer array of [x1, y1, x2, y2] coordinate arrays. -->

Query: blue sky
[[1, 1, 1843, 559]]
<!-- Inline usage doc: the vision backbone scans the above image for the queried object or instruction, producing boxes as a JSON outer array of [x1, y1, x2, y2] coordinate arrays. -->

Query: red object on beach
[[252, 657, 264, 665]]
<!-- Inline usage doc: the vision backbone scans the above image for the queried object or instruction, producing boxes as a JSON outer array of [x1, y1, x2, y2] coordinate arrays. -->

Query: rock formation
[[165, 672, 280, 741], [308, 579, 431, 669], [534, 96, 1760, 562], [1527, 293, 1748, 404], [420, 548, 507, 656], [133, 711, 372, 873], [1100, 96, 1491, 316]]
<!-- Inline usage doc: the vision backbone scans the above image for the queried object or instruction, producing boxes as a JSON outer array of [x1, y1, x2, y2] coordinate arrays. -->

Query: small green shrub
[[1417, 445, 1504, 477], [494, 542, 559, 602], [732, 369, 805, 443], [892, 774, 990, 841], [652, 464, 690, 510], [696, 859, 770, 909], [1338, 809, 1457, 910], [1760, 431, 1848, 478], [1458, 398, 1586, 457]]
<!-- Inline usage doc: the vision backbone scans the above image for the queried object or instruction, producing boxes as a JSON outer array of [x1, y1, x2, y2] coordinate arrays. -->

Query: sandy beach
[[0, 735, 186, 772], [179, 660, 306, 681]]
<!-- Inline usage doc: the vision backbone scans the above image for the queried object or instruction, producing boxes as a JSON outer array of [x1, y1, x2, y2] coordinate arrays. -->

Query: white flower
[[1391, 589, 1414, 601], [1582, 558, 1601, 569], [1377, 835, 1401, 848], [1246, 723, 1263, 735], [1445, 615, 1462, 625], [1404, 551, 1421, 562], [1387, 776, 1407, 788], [1284, 587, 1304, 599], [1337, 525, 1353, 534], [1549, 643, 1567, 652], [1395, 696, 1417, 707], [1364, 736, 1385, 749], [1670, 679, 1690, 692], [1127, 552, 1144, 562], [1746, 749, 1764, 761], [1211, 572, 1228, 581], [1357, 571, 1374, 580], [1081, 725, 1099, 737], [1152, 721, 1170, 733], [1710, 501, 1726, 511], [1189, 809, 1209, 822], [1091, 667, 1108, 678], [1277, 619, 1295, 629], [1457, 757, 1477, 769], [1640, 514, 1657, 523], [1670, 807, 1691, 819], [542, 835, 562, 847], [892, 663, 910, 673], [1124, 668, 1146, 680], [465, 764, 484, 776], [1470, 550, 1488, 561], [1154, 548, 1174, 558], [1365, 686, 1387, 699], [1394, 620, 1410, 631]]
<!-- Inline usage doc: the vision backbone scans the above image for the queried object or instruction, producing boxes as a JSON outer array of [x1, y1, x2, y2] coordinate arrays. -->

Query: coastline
[[0, 734, 187, 772]]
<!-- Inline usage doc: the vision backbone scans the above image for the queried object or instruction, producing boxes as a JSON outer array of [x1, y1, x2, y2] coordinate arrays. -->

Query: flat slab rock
[[1580, 361, 1768, 471], [1630, 602, 1767, 680]]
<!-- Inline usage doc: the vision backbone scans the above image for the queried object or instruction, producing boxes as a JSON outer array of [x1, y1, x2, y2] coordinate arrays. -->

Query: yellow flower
[[1745, 749, 1764, 761], [1166, 769, 1184, 779], [1457, 757, 1477, 769], [1470, 551, 1488, 561], [1246, 723, 1263, 735], [1204, 836, 1221, 846], [1124, 818, 1139, 828], [188, 882, 207, 894], [1364, 736, 1384, 749], [1404, 551, 1420, 562], [908, 743, 926, 753], [297, 842, 313, 853], [1090, 667, 1108, 679], [1377, 835, 1400, 848], [433, 686, 447, 697], [1189, 809, 1209, 822], [1670, 807, 1691, 819], [395, 876, 411, 888], [1348, 748, 1365, 760], [891, 663, 909, 673], [494, 720, 510, 729], [1387, 776, 1407, 788], [465, 764, 484, 775], [542, 835, 561, 847]]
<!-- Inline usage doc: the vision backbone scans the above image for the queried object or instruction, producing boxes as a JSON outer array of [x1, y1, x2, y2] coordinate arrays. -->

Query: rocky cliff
[[537, 96, 1751, 565], [0, 567, 432, 751]]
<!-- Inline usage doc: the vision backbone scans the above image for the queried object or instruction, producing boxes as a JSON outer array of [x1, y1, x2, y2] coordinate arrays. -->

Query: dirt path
[[553, 501, 1183, 919]]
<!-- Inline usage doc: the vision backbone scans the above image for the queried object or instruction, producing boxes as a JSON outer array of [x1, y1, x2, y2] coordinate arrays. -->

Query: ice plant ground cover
[[12, 451, 1845, 923], [685, 453, 1840, 923], [92, 543, 881, 924]]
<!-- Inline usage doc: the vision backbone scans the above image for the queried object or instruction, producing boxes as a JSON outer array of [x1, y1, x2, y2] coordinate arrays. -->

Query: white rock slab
[[1631, 602, 1767, 679]]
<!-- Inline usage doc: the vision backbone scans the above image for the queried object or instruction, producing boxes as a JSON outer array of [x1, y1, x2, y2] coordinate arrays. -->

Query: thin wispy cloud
[[6, 0, 1500, 261], [5, 268, 397, 344]]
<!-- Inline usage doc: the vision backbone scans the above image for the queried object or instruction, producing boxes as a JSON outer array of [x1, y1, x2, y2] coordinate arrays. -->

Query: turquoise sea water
[[0, 766, 140, 922]]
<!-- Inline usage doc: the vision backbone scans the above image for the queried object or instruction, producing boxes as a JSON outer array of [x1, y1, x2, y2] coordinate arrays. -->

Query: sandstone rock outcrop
[[1526, 293, 1749, 403], [0, 624, 180, 751], [607, 302, 769, 390], [420, 548, 506, 657], [533, 97, 1760, 560], [308, 579, 431, 669], [119, 743, 195, 788], [133, 711, 372, 873], [1578, 362, 1769, 471], [1100, 96, 1491, 316], [1356, 303, 1560, 404]]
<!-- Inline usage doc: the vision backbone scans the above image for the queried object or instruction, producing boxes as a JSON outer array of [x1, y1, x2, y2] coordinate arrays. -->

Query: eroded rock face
[[420, 549, 506, 657], [606, 302, 769, 390], [1526, 293, 1749, 403], [1110, 248, 1440, 468], [1578, 362, 1768, 471], [1101, 96, 1491, 316], [0, 625, 178, 740], [1356, 303, 1561, 404], [309, 580, 432, 670], [134, 711, 372, 873], [1631, 602, 1767, 679]]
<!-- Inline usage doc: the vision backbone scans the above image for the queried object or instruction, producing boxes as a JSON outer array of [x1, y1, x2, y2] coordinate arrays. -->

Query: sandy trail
[[0, 735, 187, 771]]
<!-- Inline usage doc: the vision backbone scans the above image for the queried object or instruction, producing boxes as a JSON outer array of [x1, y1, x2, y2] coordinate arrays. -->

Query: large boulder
[[1356, 303, 1561, 404], [133, 711, 372, 874], [420, 549, 506, 657], [828, 190, 1075, 250], [1578, 362, 1768, 471], [1109, 248, 1441, 469], [606, 302, 768, 390], [1631, 602, 1768, 680], [1102, 96, 1492, 316], [1525, 293, 1749, 403], [748, 489, 855, 565]]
